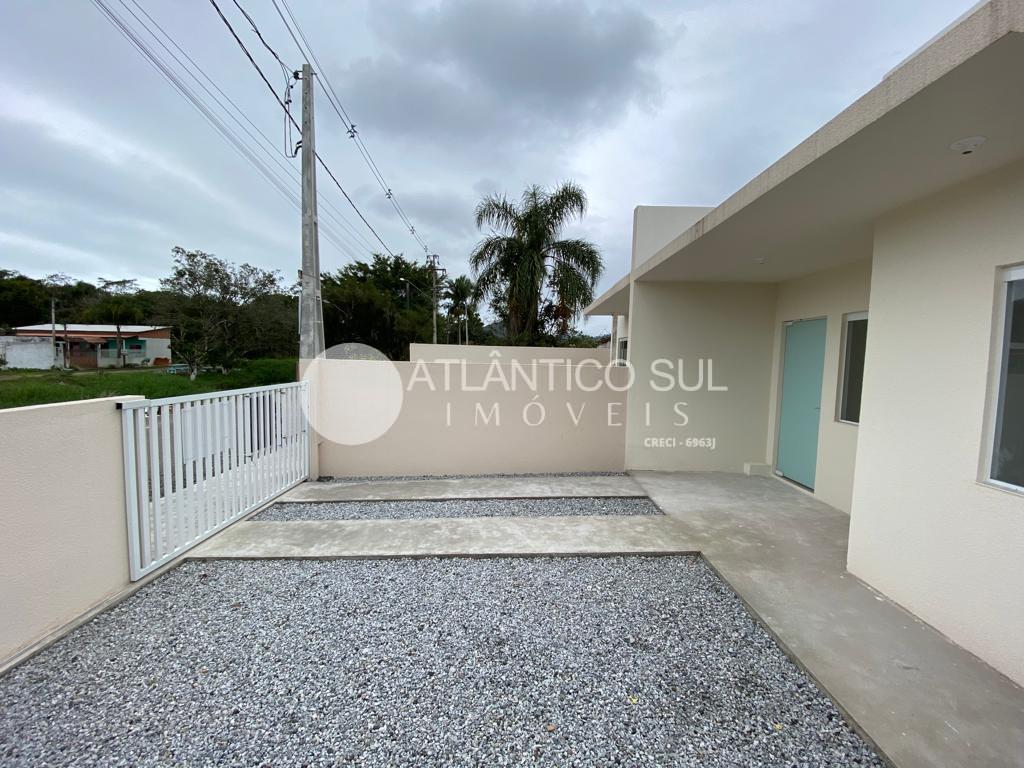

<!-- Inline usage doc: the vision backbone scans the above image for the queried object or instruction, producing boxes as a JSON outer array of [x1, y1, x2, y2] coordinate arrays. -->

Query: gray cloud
[[0, 0, 982, 335], [339, 0, 667, 148]]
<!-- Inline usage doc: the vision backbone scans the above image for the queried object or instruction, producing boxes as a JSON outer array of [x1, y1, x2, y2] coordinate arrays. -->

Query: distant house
[[13, 324, 172, 369]]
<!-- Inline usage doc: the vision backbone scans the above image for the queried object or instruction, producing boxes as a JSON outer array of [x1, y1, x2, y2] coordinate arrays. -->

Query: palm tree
[[445, 275, 475, 344], [469, 182, 602, 344]]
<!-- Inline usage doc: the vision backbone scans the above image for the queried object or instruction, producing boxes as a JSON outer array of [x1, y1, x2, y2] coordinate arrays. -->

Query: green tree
[[321, 255, 437, 360], [159, 247, 285, 379], [0, 270, 49, 330], [469, 181, 603, 345], [444, 275, 478, 344]]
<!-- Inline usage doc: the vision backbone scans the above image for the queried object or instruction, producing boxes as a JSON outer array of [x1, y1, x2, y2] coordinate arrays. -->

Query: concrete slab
[[280, 474, 646, 502], [188, 515, 696, 559], [631, 471, 1024, 768]]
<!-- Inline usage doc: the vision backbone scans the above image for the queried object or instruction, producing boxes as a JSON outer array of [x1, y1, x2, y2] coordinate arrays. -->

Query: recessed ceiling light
[[949, 136, 986, 155]]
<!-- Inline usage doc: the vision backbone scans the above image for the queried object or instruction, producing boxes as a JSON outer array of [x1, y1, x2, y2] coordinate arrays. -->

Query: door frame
[[773, 315, 828, 490]]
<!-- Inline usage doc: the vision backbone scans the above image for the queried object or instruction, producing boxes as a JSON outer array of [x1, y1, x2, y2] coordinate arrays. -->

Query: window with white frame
[[991, 266, 1024, 489], [839, 312, 868, 424]]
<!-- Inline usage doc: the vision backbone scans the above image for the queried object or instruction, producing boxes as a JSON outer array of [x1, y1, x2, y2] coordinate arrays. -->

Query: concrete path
[[190, 515, 696, 559], [279, 474, 645, 501], [631, 471, 1024, 768]]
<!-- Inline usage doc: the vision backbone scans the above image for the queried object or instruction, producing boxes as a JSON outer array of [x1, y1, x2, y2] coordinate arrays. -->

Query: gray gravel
[[254, 496, 664, 521], [0, 557, 884, 767], [317, 471, 627, 483]]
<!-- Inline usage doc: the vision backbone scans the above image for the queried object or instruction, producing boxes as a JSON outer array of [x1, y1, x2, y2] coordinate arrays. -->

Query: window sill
[[836, 419, 859, 427], [977, 478, 1024, 498]]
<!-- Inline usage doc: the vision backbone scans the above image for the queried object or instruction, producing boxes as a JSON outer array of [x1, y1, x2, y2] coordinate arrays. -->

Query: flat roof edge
[[635, 0, 1024, 281], [584, 273, 631, 317]]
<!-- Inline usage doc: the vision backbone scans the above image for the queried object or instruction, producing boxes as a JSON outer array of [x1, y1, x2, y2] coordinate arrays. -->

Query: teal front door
[[777, 318, 827, 490]]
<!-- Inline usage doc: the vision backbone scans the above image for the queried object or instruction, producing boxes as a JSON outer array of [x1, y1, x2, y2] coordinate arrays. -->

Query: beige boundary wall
[[315, 359, 627, 477], [0, 397, 139, 668], [848, 161, 1024, 687], [409, 344, 605, 365]]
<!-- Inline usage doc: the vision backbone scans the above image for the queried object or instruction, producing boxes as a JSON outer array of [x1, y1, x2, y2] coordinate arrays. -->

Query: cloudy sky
[[0, 0, 977, 334]]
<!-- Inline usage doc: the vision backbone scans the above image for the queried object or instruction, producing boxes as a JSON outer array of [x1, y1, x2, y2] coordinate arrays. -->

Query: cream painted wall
[[765, 259, 873, 513], [631, 206, 713, 269], [408, 344, 605, 365], [317, 360, 627, 477], [0, 397, 139, 668], [848, 161, 1024, 686], [625, 280, 777, 471]]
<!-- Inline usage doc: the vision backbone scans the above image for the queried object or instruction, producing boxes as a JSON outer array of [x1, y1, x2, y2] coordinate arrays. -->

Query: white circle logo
[[300, 343, 404, 446]]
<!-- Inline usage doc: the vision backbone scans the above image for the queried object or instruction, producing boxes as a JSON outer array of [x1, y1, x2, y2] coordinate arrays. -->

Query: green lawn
[[0, 358, 298, 409]]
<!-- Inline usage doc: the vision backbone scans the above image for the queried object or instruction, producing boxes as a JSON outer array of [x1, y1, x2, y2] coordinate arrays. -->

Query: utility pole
[[50, 298, 57, 368], [426, 253, 446, 345], [299, 63, 324, 361]]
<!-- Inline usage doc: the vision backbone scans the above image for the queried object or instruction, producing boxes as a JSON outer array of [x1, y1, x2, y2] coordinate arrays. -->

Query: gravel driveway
[[253, 496, 663, 521], [0, 557, 883, 767]]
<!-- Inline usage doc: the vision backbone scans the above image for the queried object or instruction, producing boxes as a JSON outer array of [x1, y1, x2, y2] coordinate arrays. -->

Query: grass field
[[0, 358, 298, 409]]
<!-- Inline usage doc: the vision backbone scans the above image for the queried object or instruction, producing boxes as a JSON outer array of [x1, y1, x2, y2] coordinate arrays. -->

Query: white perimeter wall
[[0, 397, 139, 668], [625, 281, 778, 471], [147, 338, 172, 362], [766, 259, 873, 513], [848, 161, 1024, 686], [316, 360, 627, 477], [409, 344, 605, 365], [0, 337, 54, 369]]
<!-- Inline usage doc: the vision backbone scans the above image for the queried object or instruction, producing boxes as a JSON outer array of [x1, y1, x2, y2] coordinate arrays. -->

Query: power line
[[229, 0, 290, 81], [109, 0, 363, 260], [270, 0, 431, 255], [90, 0, 362, 262], [207, 0, 396, 257], [124, 0, 378, 256]]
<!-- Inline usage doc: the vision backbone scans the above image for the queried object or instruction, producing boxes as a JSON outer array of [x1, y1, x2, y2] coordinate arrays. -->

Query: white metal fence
[[120, 381, 309, 580]]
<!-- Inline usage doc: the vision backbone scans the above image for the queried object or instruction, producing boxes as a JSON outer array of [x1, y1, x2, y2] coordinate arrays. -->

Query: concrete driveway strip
[[631, 471, 1024, 768], [188, 516, 697, 559], [279, 474, 645, 501]]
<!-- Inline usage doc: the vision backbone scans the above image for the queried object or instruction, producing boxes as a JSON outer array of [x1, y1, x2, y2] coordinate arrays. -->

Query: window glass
[[615, 338, 628, 366], [840, 316, 868, 423], [992, 279, 1024, 488]]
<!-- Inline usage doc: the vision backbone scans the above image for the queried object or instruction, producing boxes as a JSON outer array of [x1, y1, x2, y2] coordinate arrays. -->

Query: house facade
[[586, 0, 1024, 687], [13, 324, 172, 369]]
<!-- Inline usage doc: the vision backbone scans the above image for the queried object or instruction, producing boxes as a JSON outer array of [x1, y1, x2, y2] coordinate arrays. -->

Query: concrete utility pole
[[299, 63, 325, 361], [426, 253, 446, 345], [50, 298, 57, 368]]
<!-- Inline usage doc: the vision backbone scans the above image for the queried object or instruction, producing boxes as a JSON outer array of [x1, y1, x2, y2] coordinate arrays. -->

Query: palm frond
[[544, 181, 588, 230], [474, 194, 520, 233], [548, 238, 603, 285], [468, 181, 603, 343]]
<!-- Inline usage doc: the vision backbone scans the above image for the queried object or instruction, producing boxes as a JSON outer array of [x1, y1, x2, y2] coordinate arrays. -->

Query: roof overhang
[[584, 273, 631, 317], [635, 1, 1024, 284]]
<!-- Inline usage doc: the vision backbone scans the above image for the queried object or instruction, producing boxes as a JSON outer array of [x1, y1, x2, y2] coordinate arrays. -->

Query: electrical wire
[[207, 0, 396, 256], [124, 0, 378, 256], [90, 0, 362, 261], [270, 0, 431, 255]]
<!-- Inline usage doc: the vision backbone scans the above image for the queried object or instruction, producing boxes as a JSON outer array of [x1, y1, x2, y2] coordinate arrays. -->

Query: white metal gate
[[120, 381, 309, 580]]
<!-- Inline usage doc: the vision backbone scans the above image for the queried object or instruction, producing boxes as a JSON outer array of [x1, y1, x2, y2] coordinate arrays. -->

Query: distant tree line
[[2, 180, 606, 370], [0, 249, 298, 378]]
